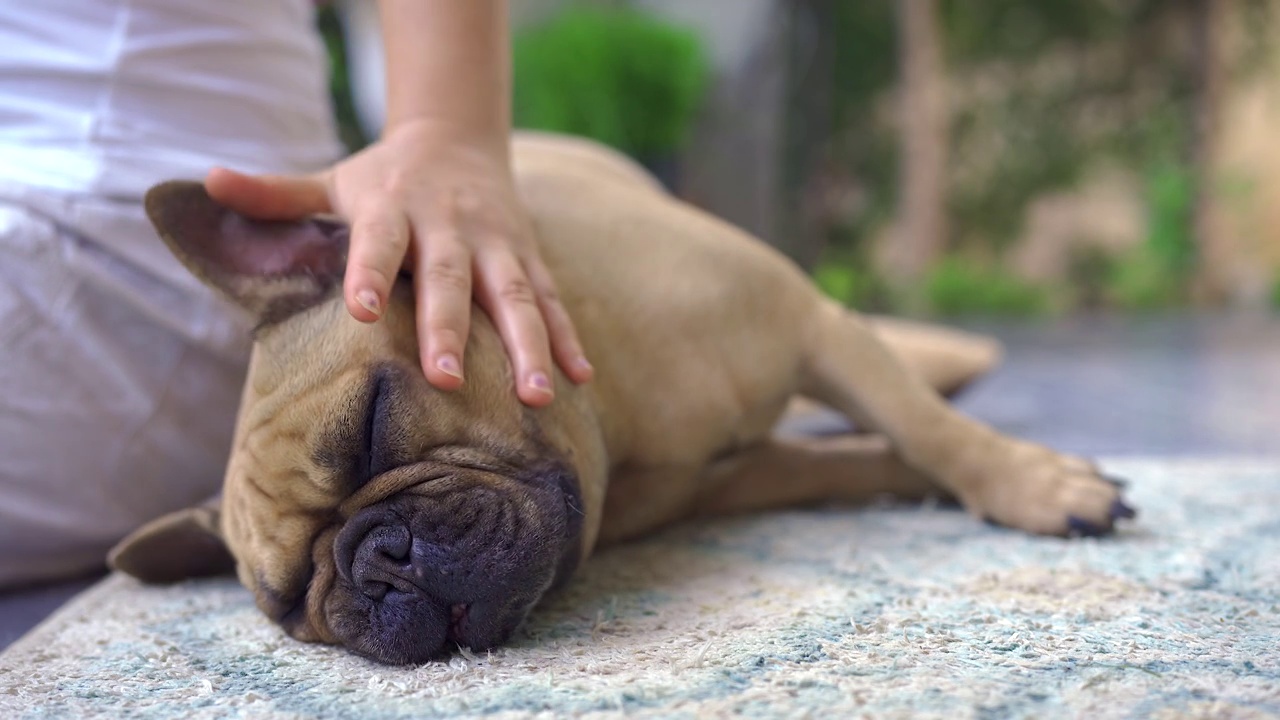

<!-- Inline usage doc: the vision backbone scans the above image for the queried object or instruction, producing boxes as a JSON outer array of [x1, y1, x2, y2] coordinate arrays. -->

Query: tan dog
[[109, 133, 1134, 665]]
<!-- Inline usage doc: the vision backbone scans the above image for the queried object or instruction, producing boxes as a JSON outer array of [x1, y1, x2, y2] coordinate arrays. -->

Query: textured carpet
[[2, 458, 1278, 719]]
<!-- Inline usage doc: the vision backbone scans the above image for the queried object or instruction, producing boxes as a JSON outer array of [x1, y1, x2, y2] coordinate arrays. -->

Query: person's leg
[[0, 198, 248, 588]]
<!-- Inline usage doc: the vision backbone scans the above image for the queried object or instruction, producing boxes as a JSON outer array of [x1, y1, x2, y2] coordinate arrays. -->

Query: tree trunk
[[885, 0, 948, 283], [1189, 0, 1231, 305]]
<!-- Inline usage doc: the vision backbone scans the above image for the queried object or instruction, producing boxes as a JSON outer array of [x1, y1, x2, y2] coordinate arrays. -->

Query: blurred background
[[322, 0, 1280, 319]]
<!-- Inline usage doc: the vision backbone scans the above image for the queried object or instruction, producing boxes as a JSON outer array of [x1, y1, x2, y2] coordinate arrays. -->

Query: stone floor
[[938, 312, 1280, 457], [785, 312, 1280, 457], [3, 313, 1278, 651]]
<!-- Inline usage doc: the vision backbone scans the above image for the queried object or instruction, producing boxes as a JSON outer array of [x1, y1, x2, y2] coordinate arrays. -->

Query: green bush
[[923, 259, 1051, 317], [513, 5, 710, 159], [1143, 160, 1195, 279], [316, 5, 370, 152], [1105, 247, 1184, 311], [1091, 159, 1194, 311], [812, 261, 889, 309]]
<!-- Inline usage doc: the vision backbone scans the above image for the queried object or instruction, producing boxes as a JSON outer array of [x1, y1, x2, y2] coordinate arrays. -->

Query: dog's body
[[110, 133, 1133, 665]]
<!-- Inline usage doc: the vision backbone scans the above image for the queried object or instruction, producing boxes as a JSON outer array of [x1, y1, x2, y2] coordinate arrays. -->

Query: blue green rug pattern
[[2, 459, 1278, 719]]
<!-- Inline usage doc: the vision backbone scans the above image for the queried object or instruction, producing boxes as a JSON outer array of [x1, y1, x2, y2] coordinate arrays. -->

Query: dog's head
[[109, 182, 604, 664]]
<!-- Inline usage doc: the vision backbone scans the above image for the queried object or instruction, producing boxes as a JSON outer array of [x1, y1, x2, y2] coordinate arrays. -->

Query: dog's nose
[[334, 513, 519, 663], [344, 521, 493, 605], [327, 479, 578, 664], [349, 524, 413, 600]]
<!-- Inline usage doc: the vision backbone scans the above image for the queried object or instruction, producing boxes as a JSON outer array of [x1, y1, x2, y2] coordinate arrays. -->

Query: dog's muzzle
[[325, 468, 582, 664]]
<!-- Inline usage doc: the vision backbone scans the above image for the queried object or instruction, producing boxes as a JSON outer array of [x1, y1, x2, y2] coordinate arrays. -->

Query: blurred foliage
[[313, 1, 1275, 315], [316, 5, 369, 153], [511, 5, 710, 159], [923, 259, 1051, 317], [1105, 247, 1186, 311], [812, 259, 891, 311], [1141, 159, 1196, 281], [1272, 274, 1280, 310], [812, 0, 1276, 315]]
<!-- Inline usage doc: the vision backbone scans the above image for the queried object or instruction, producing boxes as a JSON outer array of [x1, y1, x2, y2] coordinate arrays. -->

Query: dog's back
[[508, 134, 825, 471]]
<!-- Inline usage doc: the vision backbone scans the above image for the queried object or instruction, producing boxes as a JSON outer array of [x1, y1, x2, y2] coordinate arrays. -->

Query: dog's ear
[[108, 495, 235, 583], [144, 180, 349, 325]]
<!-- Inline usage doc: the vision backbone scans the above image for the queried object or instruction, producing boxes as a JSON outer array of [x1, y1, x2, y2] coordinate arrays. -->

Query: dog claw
[[1066, 515, 1106, 537], [1101, 474, 1129, 489], [1109, 498, 1137, 520]]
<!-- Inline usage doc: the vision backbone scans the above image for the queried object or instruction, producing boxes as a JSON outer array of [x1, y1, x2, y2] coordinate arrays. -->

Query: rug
[[2, 458, 1278, 719]]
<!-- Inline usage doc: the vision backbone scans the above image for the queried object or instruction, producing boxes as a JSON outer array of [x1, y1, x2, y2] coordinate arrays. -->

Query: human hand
[[205, 120, 593, 407]]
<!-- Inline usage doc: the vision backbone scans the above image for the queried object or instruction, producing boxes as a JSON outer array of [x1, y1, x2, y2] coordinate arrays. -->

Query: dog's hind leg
[[693, 435, 945, 519], [780, 316, 1002, 432], [864, 316, 1003, 398], [795, 300, 1133, 537], [596, 436, 944, 544]]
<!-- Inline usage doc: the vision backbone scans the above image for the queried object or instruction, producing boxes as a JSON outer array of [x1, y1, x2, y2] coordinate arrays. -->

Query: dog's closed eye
[[314, 364, 415, 493]]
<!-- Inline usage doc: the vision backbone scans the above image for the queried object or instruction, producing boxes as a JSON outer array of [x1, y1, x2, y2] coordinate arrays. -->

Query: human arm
[[206, 0, 592, 406]]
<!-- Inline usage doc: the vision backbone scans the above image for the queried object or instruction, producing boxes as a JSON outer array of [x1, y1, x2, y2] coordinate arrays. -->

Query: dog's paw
[[952, 435, 1137, 537]]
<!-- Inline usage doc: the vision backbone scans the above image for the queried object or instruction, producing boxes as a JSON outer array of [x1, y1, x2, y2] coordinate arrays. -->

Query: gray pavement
[[939, 313, 1278, 457]]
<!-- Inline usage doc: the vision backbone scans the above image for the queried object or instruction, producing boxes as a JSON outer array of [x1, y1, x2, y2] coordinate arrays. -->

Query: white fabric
[[336, 0, 388, 137], [0, 1, 346, 587], [0, 0, 342, 199], [0, 195, 249, 587]]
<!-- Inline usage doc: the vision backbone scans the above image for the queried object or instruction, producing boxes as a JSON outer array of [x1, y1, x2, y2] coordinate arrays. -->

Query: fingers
[[524, 258, 593, 384], [473, 248, 557, 407], [204, 167, 331, 219], [345, 198, 411, 323], [414, 230, 472, 392]]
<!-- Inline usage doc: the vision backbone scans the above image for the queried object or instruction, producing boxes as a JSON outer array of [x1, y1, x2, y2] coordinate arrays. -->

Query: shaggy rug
[[2, 458, 1278, 719]]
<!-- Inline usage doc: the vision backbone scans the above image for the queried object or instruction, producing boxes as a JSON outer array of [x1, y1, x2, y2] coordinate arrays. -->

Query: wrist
[[382, 117, 511, 163]]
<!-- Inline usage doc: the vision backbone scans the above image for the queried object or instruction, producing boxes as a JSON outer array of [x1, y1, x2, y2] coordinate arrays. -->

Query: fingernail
[[436, 354, 463, 380], [575, 357, 593, 374], [529, 372, 553, 394], [356, 290, 381, 317]]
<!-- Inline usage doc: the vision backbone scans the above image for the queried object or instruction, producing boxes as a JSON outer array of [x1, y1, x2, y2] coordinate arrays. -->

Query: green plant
[[1271, 272, 1280, 310], [812, 261, 888, 309], [923, 259, 1051, 317], [1105, 247, 1183, 311], [1094, 157, 1194, 311], [1143, 160, 1195, 279], [316, 5, 369, 153], [512, 5, 710, 158]]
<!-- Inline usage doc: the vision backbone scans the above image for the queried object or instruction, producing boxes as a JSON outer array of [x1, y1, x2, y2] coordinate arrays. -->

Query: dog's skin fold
[[109, 132, 1135, 665]]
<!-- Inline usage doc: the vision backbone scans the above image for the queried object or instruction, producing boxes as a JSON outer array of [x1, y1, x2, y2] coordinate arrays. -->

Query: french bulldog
[[109, 133, 1134, 665]]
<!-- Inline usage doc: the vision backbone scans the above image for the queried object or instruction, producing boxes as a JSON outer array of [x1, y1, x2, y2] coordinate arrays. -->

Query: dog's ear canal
[[107, 495, 235, 583], [144, 180, 349, 325]]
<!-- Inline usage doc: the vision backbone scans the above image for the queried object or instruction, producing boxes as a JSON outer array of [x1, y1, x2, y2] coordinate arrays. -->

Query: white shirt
[[0, 0, 344, 199]]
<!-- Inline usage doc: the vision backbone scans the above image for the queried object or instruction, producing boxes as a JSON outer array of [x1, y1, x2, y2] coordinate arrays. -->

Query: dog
[[109, 133, 1135, 665]]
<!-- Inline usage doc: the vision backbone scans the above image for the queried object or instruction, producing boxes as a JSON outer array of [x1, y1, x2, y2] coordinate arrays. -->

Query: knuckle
[[355, 217, 404, 248], [424, 259, 471, 291], [422, 229, 463, 251], [536, 282, 562, 305], [497, 276, 537, 305], [425, 325, 466, 348], [380, 168, 412, 197], [353, 263, 397, 289]]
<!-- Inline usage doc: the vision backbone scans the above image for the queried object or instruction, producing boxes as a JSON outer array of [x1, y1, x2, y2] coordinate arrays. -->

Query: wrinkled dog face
[[229, 333, 584, 665], [110, 182, 584, 664]]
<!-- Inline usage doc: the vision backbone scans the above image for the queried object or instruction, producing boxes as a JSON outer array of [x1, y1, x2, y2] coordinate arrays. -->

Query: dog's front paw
[[950, 434, 1136, 537]]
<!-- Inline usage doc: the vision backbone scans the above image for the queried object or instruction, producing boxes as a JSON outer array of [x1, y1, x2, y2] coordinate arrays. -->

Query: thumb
[[204, 166, 332, 220]]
